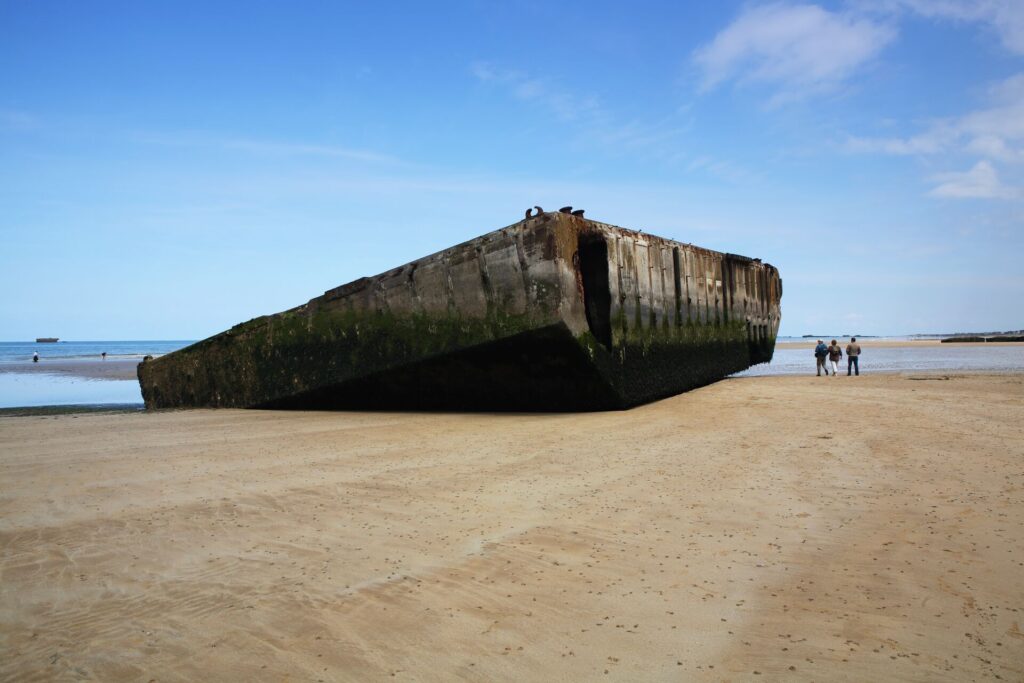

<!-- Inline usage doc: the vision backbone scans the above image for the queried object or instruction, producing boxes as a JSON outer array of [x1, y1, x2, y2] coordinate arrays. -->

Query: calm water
[[0, 340, 194, 364], [0, 339, 1021, 409], [0, 340, 193, 409], [734, 344, 1024, 376], [0, 373, 144, 408]]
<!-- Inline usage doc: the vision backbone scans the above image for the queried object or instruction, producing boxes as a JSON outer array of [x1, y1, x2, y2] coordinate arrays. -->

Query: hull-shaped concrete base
[[251, 324, 776, 412], [257, 324, 622, 412]]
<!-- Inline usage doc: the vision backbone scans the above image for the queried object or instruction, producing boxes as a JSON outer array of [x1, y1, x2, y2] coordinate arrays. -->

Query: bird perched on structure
[[525, 206, 544, 218], [571, 209, 585, 217], [559, 206, 573, 214]]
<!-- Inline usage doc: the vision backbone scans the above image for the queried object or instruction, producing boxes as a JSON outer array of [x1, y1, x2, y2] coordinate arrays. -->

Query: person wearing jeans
[[846, 337, 862, 376]]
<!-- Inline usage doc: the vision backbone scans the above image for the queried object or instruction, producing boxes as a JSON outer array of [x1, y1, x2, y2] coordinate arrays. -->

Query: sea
[[0, 338, 1021, 409], [0, 340, 193, 409], [736, 338, 1024, 376]]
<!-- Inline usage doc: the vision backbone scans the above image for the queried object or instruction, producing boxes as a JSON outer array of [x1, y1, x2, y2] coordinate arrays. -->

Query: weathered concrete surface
[[138, 211, 782, 410]]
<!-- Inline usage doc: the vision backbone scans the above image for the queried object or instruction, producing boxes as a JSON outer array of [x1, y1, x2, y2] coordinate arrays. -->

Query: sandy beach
[[1, 373, 1023, 681]]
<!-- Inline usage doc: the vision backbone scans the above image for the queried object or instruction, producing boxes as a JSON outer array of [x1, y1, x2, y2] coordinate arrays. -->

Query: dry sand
[[1, 374, 1022, 681]]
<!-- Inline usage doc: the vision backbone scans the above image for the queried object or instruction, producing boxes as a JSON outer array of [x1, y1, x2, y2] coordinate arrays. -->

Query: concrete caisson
[[138, 211, 781, 411]]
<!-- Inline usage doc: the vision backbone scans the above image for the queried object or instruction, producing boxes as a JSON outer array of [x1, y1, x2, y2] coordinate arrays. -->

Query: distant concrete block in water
[[138, 211, 782, 411]]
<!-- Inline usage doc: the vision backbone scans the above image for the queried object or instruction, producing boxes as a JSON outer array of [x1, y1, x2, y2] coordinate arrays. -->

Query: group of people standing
[[814, 337, 862, 376]]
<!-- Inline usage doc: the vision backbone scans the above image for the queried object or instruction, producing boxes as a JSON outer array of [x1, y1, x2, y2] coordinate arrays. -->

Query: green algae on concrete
[[138, 210, 782, 411]]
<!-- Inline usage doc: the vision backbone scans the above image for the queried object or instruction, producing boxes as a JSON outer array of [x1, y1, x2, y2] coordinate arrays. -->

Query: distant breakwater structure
[[138, 208, 782, 411], [941, 334, 1024, 343]]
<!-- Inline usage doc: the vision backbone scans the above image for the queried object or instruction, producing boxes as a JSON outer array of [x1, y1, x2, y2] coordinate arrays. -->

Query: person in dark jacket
[[827, 339, 843, 376], [814, 340, 829, 376]]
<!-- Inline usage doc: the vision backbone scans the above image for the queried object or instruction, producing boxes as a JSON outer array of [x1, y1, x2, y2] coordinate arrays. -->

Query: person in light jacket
[[846, 337, 862, 376]]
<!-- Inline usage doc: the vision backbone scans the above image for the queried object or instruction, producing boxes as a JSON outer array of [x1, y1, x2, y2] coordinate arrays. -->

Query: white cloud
[[693, 3, 896, 102], [845, 71, 1024, 164], [966, 135, 1024, 162], [929, 160, 1017, 198], [989, 72, 1024, 101], [959, 101, 1024, 151]]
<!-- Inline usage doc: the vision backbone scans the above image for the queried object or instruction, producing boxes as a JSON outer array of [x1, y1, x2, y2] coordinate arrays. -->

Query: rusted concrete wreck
[[138, 208, 782, 411]]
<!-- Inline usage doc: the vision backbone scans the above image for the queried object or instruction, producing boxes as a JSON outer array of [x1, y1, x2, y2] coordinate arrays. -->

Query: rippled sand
[[1, 374, 1022, 681]]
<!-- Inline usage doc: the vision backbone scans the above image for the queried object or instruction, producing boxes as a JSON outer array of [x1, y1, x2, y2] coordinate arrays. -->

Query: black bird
[[571, 209, 585, 217], [525, 205, 544, 218], [559, 206, 573, 214]]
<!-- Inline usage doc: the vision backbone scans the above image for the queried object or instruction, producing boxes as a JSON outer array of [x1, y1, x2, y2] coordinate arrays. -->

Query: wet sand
[[0, 358, 140, 381], [1, 374, 1022, 681], [4, 342, 1020, 383], [777, 339, 1024, 350]]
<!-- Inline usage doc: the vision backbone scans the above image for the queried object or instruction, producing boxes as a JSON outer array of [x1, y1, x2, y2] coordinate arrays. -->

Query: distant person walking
[[814, 339, 829, 376], [827, 339, 843, 376], [101, 352, 107, 360], [32, 351, 39, 363], [846, 337, 862, 376]]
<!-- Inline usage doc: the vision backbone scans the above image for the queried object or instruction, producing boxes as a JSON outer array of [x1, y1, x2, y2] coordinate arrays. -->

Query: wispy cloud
[[222, 139, 400, 164], [843, 127, 954, 155], [929, 160, 1017, 199], [133, 130, 405, 165], [685, 156, 756, 184], [469, 61, 701, 165], [869, 0, 1024, 54], [0, 108, 40, 131], [470, 61, 600, 122], [692, 3, 896, 104]]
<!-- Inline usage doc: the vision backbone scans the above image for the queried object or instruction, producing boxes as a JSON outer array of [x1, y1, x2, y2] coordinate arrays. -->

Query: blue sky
[[2, 0, 1022, 339]]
